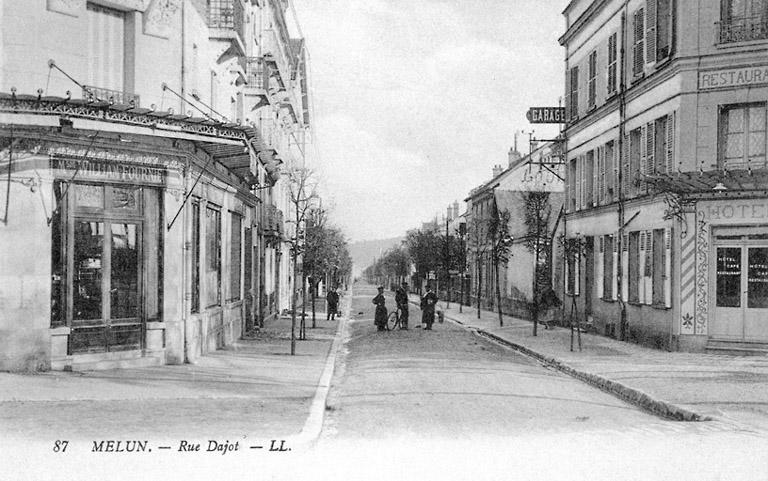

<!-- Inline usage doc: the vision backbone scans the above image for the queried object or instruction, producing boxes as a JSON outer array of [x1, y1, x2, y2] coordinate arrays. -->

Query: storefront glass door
[[713, 243, 768, 341]]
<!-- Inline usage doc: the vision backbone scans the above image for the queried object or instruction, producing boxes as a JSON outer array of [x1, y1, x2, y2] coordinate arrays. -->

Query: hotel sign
[[699, 65, 768, 90]]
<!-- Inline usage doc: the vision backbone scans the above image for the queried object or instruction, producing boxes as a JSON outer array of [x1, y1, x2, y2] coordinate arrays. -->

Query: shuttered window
[[607, 32, 618, 95], [628, 231, 640, 303], [86, 3, 125, 91], [570, 66, 580, 120], [632, 8, 645, 77], [656, 0, 672, 60], [646, 0, 657, 67], [588, 50, 597, 109], [629, 128, 643, 198], [585, 150, 595, 208], [603, 234, 614, 300]]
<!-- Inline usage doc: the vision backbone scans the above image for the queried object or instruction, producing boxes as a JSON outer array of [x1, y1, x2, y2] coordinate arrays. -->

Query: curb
[[443, 312, 711, 423], [294, 289, 351, 446]]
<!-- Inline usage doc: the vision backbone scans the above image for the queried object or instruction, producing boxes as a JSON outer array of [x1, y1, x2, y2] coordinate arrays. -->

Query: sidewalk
[[412, 294, 768, 428], [0, 309, 345, 444]]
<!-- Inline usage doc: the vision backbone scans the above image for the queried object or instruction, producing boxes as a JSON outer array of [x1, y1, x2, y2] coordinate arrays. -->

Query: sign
[[50, 157, 166, 186], [526, 107, 566, 124], [699, 65, 768, 90], [700, 199, 768, 223]]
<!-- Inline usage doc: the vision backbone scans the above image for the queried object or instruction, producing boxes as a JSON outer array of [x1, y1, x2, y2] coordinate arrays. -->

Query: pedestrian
[[373, 286, 388, 331], [395, 281, 409, 330], [421, 284, 438, 330], [326, 286, 340, 321]]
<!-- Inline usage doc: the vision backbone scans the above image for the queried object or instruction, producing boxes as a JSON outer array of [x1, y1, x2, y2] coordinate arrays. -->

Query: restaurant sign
[[699, 65, 768, 90]]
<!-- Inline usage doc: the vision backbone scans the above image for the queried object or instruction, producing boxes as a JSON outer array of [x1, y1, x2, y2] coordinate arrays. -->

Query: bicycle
[[386, 306, 405, 331]]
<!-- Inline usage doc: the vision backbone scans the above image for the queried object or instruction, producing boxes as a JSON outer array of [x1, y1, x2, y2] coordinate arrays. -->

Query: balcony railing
[[82, 85, 140, 107], [208, 0, 245, 44], [717, 15, 768, 43], [246, 58, 268, 89]]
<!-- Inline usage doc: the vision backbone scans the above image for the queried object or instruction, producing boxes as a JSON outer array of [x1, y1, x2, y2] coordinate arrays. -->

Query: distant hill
[[349, 236, 404, 277]]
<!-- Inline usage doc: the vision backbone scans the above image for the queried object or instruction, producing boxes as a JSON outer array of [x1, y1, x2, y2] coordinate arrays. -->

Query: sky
[[292, 0, 570, 242]]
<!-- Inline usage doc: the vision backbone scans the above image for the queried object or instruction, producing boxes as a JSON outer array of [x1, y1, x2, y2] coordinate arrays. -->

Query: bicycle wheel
[[386, 311, 398, 331]]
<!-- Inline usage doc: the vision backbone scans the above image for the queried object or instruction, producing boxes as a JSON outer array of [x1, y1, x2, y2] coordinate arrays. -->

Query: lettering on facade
[[699, 65, 768, 90], [704, 201, 768, 221], [51, 158, 166, 185]]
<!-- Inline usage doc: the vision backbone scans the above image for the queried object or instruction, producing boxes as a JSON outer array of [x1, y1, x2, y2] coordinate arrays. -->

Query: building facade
[[465, 143, 564, 319], [560, 0, 768, 352], [0, 0, 311, 371]]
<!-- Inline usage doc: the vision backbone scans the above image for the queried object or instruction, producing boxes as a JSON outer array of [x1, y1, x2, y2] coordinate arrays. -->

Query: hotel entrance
[[712, 233, 768, 342]]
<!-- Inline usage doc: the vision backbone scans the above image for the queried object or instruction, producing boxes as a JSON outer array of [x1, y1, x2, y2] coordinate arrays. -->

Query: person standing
[[421, 284, 438, 330], [373, 286, 388, 331], [395, 282, 409, 330], [326, 287, 339, 321]]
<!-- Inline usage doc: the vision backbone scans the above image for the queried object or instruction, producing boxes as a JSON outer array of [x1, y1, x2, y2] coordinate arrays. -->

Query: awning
[[646, 168, 768, 197]]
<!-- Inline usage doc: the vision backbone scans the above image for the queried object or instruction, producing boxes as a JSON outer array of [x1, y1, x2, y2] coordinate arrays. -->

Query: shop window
[[717, 247, 742, 307], [191, 201, 201, 313], [73, 221, 105, 321], [110, 223, 139, 319], [748, 247, 768, 308], [628, 232, 640, 303], [205, 206, 222, 307], [721, 103, 767, 170], [230, 212, 242, 301], [51, 181, 65, 327]]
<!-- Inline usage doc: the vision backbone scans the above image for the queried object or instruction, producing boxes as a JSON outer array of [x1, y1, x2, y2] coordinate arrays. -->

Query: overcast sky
[[293, 0, 569, 242]]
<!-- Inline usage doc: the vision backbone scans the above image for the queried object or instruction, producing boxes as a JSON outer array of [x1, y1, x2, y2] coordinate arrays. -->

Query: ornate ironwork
[[82, 85, 140, 107], [717, 15, 768, 43]]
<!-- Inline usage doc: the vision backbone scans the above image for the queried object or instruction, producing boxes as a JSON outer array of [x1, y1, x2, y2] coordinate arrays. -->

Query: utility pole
[[445, 214, 450, 309]]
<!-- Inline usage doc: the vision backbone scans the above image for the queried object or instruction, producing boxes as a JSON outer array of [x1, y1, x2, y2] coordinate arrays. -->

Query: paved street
[[310, 283, 768, 480]]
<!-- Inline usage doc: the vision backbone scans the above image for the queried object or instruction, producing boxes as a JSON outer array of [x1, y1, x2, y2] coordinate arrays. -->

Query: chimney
[[492, 164, 503, 178], [508, 147, 522, 167]]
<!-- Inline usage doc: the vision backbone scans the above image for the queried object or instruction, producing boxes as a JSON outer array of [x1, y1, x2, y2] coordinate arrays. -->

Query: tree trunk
[[495, 258, 503, 327], [476, 255, 482, 320], [300, 273, 307, 340], [290, 247, 297, 355], [311, 276, 316, 329]]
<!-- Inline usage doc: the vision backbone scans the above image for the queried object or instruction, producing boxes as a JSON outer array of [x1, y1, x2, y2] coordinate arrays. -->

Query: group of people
[[373, 282, 438, 331]]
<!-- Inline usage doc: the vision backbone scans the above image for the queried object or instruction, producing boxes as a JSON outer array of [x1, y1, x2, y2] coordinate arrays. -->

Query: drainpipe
[[618, 5, 628, 341]]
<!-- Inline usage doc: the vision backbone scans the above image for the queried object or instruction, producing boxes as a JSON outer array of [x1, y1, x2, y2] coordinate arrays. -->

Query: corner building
[[560, 0, 768, 352], [0, 0, 311, 370]]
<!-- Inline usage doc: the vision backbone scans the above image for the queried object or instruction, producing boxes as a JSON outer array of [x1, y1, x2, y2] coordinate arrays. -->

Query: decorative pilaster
[[694, 210, 709, 334]]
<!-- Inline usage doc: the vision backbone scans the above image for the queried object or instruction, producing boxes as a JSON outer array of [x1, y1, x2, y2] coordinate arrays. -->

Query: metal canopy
[[646, 169, 768, 196]]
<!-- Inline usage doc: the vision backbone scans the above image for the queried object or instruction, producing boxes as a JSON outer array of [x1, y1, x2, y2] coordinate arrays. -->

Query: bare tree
[[286, 166, 319, 355], [488, 207, 513, 327], [465, 216, 489, 320]]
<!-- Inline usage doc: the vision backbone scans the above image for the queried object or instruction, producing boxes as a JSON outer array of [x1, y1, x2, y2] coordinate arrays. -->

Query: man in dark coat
[[420, 284, 438, 330], [372, 286, 388, 331], [394, 282, 409, 330], [326, 287, 339, 321]]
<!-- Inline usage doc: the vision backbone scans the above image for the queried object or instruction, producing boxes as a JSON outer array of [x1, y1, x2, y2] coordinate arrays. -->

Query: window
[[629, 127, 642, 197], [748, 247, 768, 308], [603, 234, 614, 299], [230, 212, 242, 301], [205, 206, 222, 307], [654, 116, 668, 174], [633, 8, 645, 77], [605, 140, 615, 203], [607, 33, 618, 95], [585, 150, 595, 207], [86, 3, 125, 92], [588, 50, 597, 109], [652, 229, 665, 305], [566, 238, 580, 295], [628, 231, 640, 303], [191, 201, 201, 313], [719, 0, 768, 43], [568, 158, 577, 212], [721, 104, 767, 170], [656, 0, 672, 60], [717, 247, 741, 307], [569, 66, 579, 120]]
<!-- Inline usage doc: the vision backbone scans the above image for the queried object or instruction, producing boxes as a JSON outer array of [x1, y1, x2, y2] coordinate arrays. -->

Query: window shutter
[[666, 111, 675, 173], [597, 145, 605, 205], [575, 241, 581, 296], [570, 66, 579, 120], [607, 33, 617, 95], [664, 227, 672, 308], [565, 161, 571, 213], [646, 121, 655, 190], [633, 8, 645, 77], [612, 233, 619, 301], [621, 232, 629, 302], [596, 236, 604, 299], [578, 154, 585, 210], [638, 231, 647, 304], [644, 230, 653, 305], [565, 68, 571, 121], [646, 0, 657, 67], [621, 134, 630, 199], [613, 139, 620, 202], [640, 124, 648, 193]]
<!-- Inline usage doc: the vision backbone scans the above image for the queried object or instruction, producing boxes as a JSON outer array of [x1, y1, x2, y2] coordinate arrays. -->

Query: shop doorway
[[713, 238, 768, 342]]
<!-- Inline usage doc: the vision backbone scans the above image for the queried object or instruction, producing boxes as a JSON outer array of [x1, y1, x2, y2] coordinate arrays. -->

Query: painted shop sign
[[699, 65, 768, 90], [51, 157, 166, 185], [700, 200, 768, 222]]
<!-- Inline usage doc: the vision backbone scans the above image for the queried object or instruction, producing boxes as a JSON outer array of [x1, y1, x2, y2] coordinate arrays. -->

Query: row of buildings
[[452, 0, 768, 354], [0, 0, 311, 370]]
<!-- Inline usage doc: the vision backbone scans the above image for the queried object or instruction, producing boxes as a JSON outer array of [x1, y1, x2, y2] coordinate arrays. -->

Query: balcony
[[208, 0, 246, 55], [82, 86, 140, 107], [245, 58, 269, 90], [717, 15, 768, 44], [262, 204, 283, 237]]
